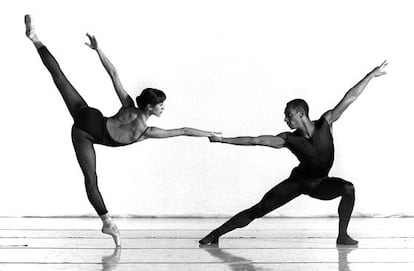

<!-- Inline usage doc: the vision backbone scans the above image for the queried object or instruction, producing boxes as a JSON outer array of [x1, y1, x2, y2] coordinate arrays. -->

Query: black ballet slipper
[[199, 233, 219, 245], [336, 235, 359, 246]]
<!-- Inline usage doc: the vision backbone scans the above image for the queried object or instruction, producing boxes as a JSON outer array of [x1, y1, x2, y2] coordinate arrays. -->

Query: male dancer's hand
[[369, 60, 388, 77], [85, 33, 99, 50], [209, 133, 223, 142]]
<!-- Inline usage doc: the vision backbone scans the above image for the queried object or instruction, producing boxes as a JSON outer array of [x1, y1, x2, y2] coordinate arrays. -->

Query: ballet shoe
[[336, 234, 358, 246], [24, 15, 36, 39], [102, 224, 121, 247], [199, 233, 219, 245]]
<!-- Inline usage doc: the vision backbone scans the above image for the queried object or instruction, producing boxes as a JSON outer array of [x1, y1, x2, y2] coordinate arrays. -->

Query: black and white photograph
[[1, 0, 413, 270]]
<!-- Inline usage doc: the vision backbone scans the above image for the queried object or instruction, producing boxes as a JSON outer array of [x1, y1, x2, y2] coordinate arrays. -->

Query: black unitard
[[282, 116, 335, 192], [37, 46, 147, 216], [74, 107, 147, 147], [210, 116, 355, 238]]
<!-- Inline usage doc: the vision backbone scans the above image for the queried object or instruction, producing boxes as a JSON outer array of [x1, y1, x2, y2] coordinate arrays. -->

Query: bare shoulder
[[117, 106, 139, 116], [321, 110, 334, 125], [111, 106, 140, 124]]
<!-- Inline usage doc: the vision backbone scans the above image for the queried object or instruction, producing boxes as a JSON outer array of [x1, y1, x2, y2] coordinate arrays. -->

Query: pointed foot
[[102, 224, 121, 247], [199, 232, 219, 246], [24, 14, 36, 39]]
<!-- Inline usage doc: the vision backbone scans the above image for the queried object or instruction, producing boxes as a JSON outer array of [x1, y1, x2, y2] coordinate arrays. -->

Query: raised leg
[[199, 178, 303, 245], [71, 126, 120, 247], [25, 15, 88, 119], [307, 177, 357, 245]]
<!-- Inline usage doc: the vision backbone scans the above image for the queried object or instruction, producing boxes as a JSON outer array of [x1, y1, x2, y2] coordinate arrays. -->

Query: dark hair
[[286, 99, 309, 117], [136, 88, 166, 109]]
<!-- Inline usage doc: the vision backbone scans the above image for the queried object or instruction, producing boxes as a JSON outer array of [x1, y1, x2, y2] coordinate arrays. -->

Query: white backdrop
[[1, 0, 413, 217]]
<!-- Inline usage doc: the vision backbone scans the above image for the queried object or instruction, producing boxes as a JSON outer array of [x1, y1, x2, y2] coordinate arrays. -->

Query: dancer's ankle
[[100, 213, 114, 225]]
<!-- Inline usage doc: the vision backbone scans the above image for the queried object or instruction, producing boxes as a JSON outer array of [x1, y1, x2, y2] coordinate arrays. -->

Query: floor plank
[[0, 217, 413, 270]]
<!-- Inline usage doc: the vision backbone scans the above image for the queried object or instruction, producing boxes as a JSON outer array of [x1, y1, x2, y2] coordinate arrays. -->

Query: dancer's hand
[[85, 33, 99, 50], [369, 60, 388, 77], [209, 132, 223, 142]]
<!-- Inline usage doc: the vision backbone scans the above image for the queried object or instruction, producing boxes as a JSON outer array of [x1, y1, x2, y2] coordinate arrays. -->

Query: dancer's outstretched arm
[[209, 133, 286, 149], [324, 61, 387, 125], [85, 33, 135, 108], [144, 127, 221, 139]]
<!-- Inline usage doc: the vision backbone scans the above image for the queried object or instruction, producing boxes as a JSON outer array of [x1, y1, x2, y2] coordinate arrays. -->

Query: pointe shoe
[[24, 15, 36, 39], [24, 14, 39, 43], [102, 224, 121, 247], [199, 233, 219, 245]]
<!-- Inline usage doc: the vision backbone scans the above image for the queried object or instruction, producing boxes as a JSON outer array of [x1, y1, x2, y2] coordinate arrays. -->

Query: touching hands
[[209, 132, 223, 143], [85, 33, 98, 50], [369, 60, 388, 77]]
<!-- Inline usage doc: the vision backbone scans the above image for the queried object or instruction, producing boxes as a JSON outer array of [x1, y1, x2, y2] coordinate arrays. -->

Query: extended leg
[[71, 126, 120, 247], [199, 178, 303, 245], [25, 15, 87, 118], [308, 177, 357, 245]]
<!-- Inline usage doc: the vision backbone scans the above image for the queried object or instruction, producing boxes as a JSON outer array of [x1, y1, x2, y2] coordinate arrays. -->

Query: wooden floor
[[0, 217, 413, 270]]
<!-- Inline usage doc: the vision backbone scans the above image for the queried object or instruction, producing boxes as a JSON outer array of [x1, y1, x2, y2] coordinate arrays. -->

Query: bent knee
[[343, 182, 355, 196]]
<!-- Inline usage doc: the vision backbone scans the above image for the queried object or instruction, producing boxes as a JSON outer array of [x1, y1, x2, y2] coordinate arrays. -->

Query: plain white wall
[[1, 0, 413, 217]]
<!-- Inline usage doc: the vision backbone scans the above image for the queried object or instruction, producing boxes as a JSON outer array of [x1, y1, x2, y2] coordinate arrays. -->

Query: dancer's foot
[[24, 15, 37, 40], [102, 223, 121, 247], [24, 14, 43, 48], [199, 232, 219, 245], [336, 234, 358, 246]]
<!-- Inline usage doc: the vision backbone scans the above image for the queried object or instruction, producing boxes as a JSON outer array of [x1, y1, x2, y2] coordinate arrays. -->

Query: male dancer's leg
[[199, 178, 303, 245], [307, 177, 357, 245]]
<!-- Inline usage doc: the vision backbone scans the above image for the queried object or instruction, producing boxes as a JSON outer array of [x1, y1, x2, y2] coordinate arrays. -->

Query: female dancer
[[25, 15, 220, 247]]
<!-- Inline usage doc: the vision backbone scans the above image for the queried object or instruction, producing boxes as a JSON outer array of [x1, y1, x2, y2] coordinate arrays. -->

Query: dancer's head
[[136, 88, 166, 117], [284, 99, 309, 129]]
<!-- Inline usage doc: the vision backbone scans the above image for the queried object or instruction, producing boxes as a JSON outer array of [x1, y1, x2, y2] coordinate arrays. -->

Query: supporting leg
[[72, 126, 120, 247], [308, 177, 358, 245]]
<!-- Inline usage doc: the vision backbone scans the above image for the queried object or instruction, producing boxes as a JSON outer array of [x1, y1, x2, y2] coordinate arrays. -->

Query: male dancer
[[200, 61, 387, 245]]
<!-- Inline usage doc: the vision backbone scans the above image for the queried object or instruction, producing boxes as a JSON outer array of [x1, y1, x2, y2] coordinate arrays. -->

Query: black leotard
[[74, 107, 147, 147], [284, 116, 334, 178]]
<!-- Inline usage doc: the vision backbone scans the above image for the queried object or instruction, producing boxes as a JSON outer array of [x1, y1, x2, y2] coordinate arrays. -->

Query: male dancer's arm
[[210, 134, 286, 149], [85, 33, 135, 108], [324, 61, 387, 125]]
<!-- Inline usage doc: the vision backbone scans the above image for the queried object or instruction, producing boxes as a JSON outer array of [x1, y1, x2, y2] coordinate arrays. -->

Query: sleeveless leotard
[[74, 107, 148, 147], [284, 116, 334, 178]]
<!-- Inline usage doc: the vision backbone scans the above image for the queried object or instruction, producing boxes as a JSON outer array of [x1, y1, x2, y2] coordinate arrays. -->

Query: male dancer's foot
[[199, 231, 219, 245], [24, 14, 43, 48], [101, 214, 121, 247], [336, 234, 358, 246]]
